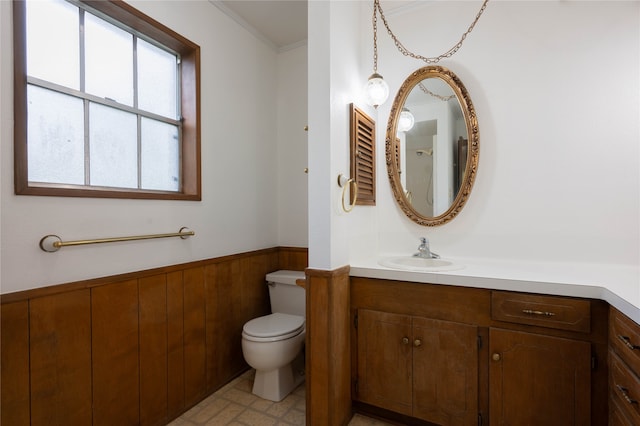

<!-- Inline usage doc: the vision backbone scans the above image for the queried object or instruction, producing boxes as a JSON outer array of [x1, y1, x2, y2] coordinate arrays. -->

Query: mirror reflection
[[386, 66, 479, 226], [398, 78, 467, 217]]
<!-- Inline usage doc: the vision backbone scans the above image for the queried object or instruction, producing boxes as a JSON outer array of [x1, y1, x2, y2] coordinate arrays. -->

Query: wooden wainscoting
[[305, 265, 352, 426], [1, 246, 307, 426], [1, 300, 31, 425]]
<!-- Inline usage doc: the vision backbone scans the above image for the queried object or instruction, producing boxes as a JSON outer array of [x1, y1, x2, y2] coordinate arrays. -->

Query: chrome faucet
[[413, 237, 440, 259]]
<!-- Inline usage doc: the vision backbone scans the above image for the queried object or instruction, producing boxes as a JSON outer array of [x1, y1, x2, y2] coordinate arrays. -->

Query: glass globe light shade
[[364, 73, 389, 108], [398, 108, 415, 133]]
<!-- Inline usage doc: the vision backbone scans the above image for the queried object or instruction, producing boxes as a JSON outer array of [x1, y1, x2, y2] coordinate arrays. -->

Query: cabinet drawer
[[610, 350, 640, 424], [491, 291, 590, 333], [610, 393, 636, 426], [610, 308, 640, 374]]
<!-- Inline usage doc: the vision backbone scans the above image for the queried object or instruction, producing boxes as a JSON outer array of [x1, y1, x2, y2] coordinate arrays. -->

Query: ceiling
[[213, 1, 419, 51], [215, 0, 308, 50]]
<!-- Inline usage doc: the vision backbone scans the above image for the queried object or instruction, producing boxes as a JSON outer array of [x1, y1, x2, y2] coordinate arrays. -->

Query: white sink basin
[[379, 256, 464, 272]]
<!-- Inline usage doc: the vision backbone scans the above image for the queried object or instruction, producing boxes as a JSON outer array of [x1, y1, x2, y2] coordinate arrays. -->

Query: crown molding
[[208, 0, 279, 52]]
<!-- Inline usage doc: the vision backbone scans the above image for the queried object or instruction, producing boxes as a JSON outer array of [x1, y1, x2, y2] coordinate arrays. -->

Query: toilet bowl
[[241, 270, 306, 402], [242, 313, 305, 401]]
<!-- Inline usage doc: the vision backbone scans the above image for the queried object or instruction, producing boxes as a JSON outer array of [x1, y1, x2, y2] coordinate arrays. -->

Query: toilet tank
[[266, 270, 306, 317]]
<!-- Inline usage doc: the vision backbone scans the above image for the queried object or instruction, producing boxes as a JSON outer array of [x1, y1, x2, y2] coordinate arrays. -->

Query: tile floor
[[168, 370, 394, 426]]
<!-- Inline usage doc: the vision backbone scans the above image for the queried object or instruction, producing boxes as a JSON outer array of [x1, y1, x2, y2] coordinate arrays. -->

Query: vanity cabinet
[[351, 278, 490, 425], [489, 328, 591, 425], [609, 308, 640, 424], [356, 309, 478, 425], [489, 291, 593, 424], [350, 278, 609, 426]]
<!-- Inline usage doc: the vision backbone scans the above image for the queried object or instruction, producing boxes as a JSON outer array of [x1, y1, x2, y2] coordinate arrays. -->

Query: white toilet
[[241, 270, 306, 402]]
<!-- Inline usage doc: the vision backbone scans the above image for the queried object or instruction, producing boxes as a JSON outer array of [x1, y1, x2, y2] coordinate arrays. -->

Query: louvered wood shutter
[[350, 104, 376, 205]]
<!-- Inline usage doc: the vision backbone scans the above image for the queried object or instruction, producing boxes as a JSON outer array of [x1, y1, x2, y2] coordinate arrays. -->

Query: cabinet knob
[[414, 339, 422, 347], [492, 353, 501, 362], [402, 337, 410, 345]]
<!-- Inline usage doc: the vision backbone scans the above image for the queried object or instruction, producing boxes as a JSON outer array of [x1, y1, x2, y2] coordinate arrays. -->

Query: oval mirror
[[385, 66, 479, 226]]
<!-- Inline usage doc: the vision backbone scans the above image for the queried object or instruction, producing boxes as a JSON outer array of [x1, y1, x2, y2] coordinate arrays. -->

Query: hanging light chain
[[374, 0, 489, 64], [418, 82, 456, 101], [372, 0, 379, 73]]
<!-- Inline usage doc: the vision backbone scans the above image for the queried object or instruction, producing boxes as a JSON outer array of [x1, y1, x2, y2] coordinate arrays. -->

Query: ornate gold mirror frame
[[385, 66, 479, 226]]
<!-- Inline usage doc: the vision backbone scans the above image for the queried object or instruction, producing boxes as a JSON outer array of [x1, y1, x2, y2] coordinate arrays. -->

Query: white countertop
[[349, 256, 640, 324]]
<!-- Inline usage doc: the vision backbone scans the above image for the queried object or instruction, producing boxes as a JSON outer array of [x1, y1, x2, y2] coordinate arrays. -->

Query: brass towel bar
[[39, 227, 194, 253]]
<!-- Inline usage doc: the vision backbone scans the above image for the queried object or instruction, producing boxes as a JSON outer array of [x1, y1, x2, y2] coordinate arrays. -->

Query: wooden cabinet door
[[356, 309, 413, 416], [413, 318, 478, 425], [489, 328, 591, 426]]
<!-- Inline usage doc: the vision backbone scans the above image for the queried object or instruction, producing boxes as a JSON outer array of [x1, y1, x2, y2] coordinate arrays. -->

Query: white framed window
[[14, 0, 201, 200]]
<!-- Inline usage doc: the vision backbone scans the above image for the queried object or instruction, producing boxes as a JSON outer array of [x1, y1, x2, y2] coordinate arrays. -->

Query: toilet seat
[[243, 313, 305, 342]]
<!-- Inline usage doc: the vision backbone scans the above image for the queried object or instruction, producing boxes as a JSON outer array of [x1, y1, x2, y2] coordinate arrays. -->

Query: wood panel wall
[[1, 301, 30, 425], [1, 246, 307, 426], [306, 265, 352, 426], [30, 289, 93, 425]]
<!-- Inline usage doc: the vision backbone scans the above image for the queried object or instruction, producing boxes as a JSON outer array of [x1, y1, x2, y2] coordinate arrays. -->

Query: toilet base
[[252, 351, 305, 402]]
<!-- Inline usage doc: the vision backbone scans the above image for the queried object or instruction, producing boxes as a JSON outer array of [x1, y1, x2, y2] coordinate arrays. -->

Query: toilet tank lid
[[266, 270, 305, 286]]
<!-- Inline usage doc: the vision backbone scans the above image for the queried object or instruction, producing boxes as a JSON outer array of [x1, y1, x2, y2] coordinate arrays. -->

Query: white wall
[[308, 0, 369, 270], [277, 45, 308, 247], [346, 1, 639, 267], [0, 1, 284, 294], [4, 0, 637, 293]]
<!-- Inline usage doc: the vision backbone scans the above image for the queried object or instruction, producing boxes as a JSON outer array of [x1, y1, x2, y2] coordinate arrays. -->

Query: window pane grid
[[27, 77, 182, 126], [137, 114, 142, 189], [28, 77, 181, 127], [83, 98, 90, 185], [25, 0, 181, 193], [78, 3, 85, 92], [71, 0, 181, 65], [133, 35, 139, 110]]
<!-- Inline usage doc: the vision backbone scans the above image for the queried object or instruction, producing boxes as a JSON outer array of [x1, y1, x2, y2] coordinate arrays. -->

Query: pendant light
[[364, 0, 388, 108], [397, 108, 415, 133], [364, 73, 389, 108]]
